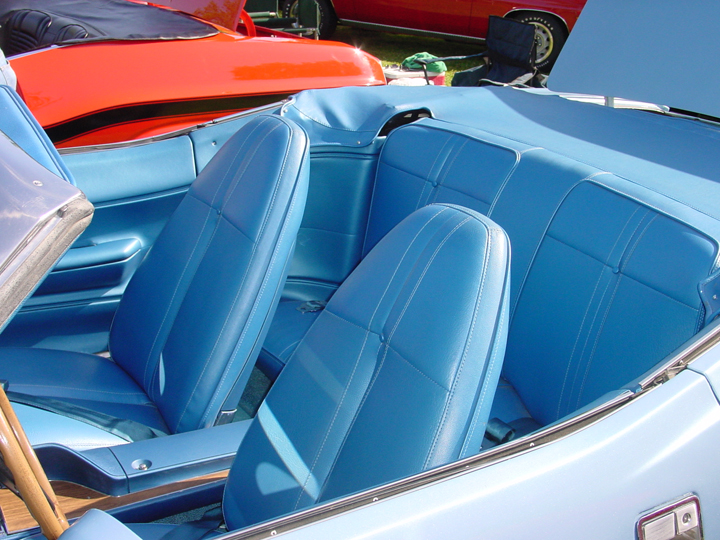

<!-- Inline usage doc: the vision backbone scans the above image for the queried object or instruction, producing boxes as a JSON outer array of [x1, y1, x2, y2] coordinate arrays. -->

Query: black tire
[[282, 0, 337, 40], [509, 12, 567, 72]]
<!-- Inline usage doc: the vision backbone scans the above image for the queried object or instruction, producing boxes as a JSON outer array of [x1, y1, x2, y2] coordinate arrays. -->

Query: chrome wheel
[[530, 21, 554, 65], [510, 12, 567, 72]]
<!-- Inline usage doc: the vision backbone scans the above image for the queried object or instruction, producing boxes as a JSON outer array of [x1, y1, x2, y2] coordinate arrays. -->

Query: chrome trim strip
[[639, 318, 720, 389]]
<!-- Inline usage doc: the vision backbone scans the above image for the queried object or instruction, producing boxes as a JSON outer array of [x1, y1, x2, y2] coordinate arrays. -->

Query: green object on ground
[[401, 52, 447, 73]]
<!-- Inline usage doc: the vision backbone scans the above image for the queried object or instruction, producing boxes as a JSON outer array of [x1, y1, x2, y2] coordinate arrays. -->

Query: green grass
[[330, 26, 486, 86]]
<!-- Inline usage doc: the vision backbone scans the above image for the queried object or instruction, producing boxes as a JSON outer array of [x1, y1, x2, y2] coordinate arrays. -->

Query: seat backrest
[[108, 114, 310, 434], [223, 203, 510, 529], [503, 180, 716, 425]]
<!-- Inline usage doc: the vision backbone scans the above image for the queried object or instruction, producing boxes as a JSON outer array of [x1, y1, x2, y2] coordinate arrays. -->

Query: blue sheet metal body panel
[[271, 368, 720, 539]]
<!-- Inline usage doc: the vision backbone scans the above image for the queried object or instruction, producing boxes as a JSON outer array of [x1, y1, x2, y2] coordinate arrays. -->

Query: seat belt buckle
[[297, 300, 326, 313]]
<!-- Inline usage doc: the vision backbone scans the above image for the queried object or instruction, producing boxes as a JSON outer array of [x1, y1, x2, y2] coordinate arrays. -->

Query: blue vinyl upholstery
[[3, 136, 199, 354], [110, 203, 509, 538], [260, 113, 718, 440], [0, 114, 310, 446], [59, 510, 143, 540], [223, 204, 509, 528], [36, 83, 720, 540]]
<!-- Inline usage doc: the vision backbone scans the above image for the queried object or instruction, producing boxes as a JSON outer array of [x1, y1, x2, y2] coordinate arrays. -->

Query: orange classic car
[[2, 0, 385, 148]]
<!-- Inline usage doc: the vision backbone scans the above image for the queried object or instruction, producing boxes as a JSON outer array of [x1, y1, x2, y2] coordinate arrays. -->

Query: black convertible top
[[0, 0, 218, 56]]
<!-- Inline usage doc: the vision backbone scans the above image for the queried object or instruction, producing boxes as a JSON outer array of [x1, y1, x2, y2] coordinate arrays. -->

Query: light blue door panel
[[0, 136, 197, 352], [0, 299, 119, 353]]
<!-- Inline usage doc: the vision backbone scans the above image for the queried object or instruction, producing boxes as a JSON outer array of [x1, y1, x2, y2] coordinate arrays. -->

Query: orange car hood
[[10, 32, 385, 145]]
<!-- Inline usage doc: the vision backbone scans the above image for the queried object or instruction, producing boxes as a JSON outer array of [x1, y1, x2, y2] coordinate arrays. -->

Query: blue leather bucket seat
[[101, 202, 510, 538], [0, 114, 310, 449]]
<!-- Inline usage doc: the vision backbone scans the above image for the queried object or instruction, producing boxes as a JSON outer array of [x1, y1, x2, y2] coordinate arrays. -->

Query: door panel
[[0, 136, 197, 352]]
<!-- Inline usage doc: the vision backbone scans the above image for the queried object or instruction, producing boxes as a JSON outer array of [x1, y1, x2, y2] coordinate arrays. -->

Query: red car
[[285, 0, 586, 70], [2, 0, 385, 148]]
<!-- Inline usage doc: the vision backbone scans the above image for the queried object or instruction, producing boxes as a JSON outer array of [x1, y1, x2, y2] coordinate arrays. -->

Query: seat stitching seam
[[604, 206, 645, 266], [385, 216, 472, 341], [554, 258, 607, 420], [426, 221, 490, 466], [208, 117, 276, 207], [557, 207, 645, 418], [430, 139, 468, 205], [173, 122, 286, 431], [619, 215, 658, 273], [167, 122, 283, 416], [487, 150, 522, 217], [574, 276, 623, 410], [430, 179, 494, 208], [139, 123, 266, 391], [311, 206, 452, 501], [576, 215, 660, 406], [293, 331, 372, 510], [564, 270, 616, 418], [508, 177, 587, 322], [565, 210, 652, 409], [322, 308, 374, 333], [200, 140, 300, 426], [141, 196, 217, 393], [350, 214, 472, 468], [413, 137, 454, 210], [388, 343, 449, 392], [278, 338, 303, 360], [323, 205, 453, 336], [221, 119, 285, 227]]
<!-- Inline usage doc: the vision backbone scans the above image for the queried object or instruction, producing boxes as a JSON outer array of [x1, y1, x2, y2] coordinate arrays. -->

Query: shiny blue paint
[[271, 368, 720, 539]]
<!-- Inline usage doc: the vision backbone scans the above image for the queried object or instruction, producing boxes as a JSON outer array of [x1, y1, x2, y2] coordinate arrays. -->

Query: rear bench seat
[[261, 118, 718, 441]]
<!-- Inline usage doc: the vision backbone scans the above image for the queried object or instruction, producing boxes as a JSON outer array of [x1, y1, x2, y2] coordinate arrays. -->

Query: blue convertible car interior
[[121, 202, 511, 538], [258, 86, 718, 444], [2, 1, 720, 532]]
